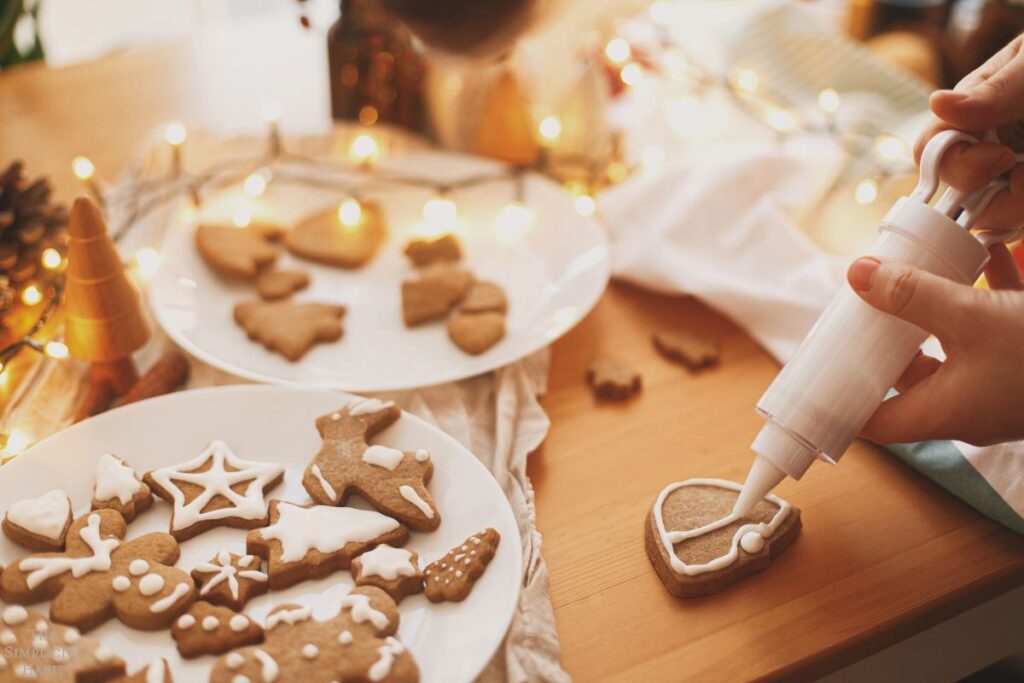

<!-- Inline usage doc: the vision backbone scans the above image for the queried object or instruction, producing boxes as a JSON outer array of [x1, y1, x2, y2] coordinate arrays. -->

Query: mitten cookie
[[403, 233, 462, 267], [144, 440, 285, 542], [0, 509, 196, 632], [255, 268, 310, 300], [172, 602, 264, 659], [191, 551, 269, 611], [401, 265, 473, 326], [286, 201, 386, 268], [652, 330, 720, 371], [351, 544, 423, 603], [234, 300, 346, 361], [196, 224, 282, 279], [247, 501, 407, 590], [0, 606, 127, 681], [586, 357, 642, 400], [302, 398, 440, 531], [113, 658, 173, 682], [447, 311, 505, 355], [209, 587, 419, 683], [424, 529, 499, 603], [3, 489, 72, 551], [92, 453, 154, 523], [645, 478, 801, 598]]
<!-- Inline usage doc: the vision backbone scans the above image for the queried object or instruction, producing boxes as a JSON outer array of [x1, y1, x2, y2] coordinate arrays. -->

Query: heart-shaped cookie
[[3, 489, 72, 551], [645, 478, 800, 597]]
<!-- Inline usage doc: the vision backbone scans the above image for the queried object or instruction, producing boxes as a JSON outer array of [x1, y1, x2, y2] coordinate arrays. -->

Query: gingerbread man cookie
[[302, 398, 440, 531], [351, 544, 424, 603], [172, 601, 264, 659], [113, 658, 173, 682], [0, 605, 127, 681], [209, 587, 419, 683], [3, 489, 72, 551], [247, 501, 407, 590], [191, 551, 269, 611], [92, 453, 154, 523], [143, 440, 285, 542], [0, 509, 196, 632], [424, 528, 500, 603]]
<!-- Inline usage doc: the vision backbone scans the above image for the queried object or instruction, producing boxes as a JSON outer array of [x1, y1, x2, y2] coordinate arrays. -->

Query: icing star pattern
[[191, 551, 269, 611]]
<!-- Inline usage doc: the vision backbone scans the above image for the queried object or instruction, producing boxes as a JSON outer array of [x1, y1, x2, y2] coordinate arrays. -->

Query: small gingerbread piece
[[447, 311, 505, 355], [401, 264, 473, 326], [460, 281, 507, 314], [302, 397, 440, 531], [195, 224, 283, 279], [247, 501, 408, 590], [424, 528, 500, 603], [92, 453, 154, 523], [143, 440, 285, 542], [3, 489, 72, 551], [255, 268, 311, 300], [586, 357, 642, 400], [0, 605, 127, 681], [351, 544, 424, 603], [286, 200, 386, 269], [172, 601, 264, 659], [113, 658, 173, 682], [209, 587, 419, 683], [191, 551, 269, 611], [234, 300, 346, 361], [652, 330, 720, 371], [0, 509, 197, 632], [403, 233, 462, 267]]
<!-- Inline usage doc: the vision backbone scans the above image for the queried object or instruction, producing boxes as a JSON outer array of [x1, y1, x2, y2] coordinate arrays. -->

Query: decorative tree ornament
[[472, 71, 540, 167], [64, 197, 149, 394]]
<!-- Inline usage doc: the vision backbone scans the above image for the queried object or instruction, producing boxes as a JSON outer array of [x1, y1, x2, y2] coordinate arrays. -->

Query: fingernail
[[941, 89, 968, 102], [848, 257, 881, 291]]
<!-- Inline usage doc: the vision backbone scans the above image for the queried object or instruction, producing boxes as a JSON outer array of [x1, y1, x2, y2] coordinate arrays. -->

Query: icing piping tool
[[734, 129, 1024, 516]]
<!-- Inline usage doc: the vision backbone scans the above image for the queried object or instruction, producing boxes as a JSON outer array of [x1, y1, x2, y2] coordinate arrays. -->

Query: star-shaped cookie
[[143, 440, 285, 542], [191, 551, 269, 611], [301, 397, 440, 531]]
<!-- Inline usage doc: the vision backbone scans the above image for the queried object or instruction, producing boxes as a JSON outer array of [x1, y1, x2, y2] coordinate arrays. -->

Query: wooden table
[[3, 37, 1023, 682]]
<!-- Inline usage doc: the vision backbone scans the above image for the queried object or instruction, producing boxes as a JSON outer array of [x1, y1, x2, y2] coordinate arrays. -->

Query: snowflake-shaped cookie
[[191, 551, 269, 611]]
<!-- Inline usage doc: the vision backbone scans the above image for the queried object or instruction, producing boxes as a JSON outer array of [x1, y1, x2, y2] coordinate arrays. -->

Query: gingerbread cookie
[[247, 501, 407, 590], [652, 330, 720, 371], [209, 587, 419, 683], [0, 605, 127, 681], [0, 509, 196, 632], [3, 489, 72, 551], [286, 200, 386, 268], [403, 233, 462, 267], [195, 224, 282, 279], [586, 357, 642, 400], [460, 281, 507, 314], [401, 265, 473, 327], [172, 601, 264, 659], [255, 268, 310, 300], [447, 311, 505, 355], [351, 544, 423, 603], [424, 529, 499, 603], [302, 398, 440, 531], [144, 440, 285, 542], [114, 658, 173, 682], [234, 300, 346, 361], [92, 453, 154, 523], [645, 479, 801, 598], [191, 551, 269, 611]]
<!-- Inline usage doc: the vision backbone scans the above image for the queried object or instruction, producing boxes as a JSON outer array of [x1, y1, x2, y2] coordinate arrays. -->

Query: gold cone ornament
[[472, 71, 540, 167]]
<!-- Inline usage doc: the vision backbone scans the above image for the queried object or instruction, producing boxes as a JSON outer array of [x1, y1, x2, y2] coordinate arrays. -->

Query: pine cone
[[0, 160, 68, 318]]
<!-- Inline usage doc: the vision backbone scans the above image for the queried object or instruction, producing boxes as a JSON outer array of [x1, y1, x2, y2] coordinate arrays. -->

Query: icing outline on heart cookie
[[653, 478, 791, 576]]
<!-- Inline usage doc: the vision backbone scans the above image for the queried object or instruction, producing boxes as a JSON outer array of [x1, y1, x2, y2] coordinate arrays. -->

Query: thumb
[[931, 40, 1024, 130], [846, 257, 980, 341]]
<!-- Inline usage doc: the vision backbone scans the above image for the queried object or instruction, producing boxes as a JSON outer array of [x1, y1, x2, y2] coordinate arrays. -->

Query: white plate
[[149, 151, 610, 391], [0, 386, 521, 682]]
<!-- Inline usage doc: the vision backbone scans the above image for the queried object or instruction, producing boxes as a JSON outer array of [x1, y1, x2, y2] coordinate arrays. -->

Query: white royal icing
[[398, 485, 434, 519], [302, 643, 318, 659], [177, 614, 195, 629], [338, 593, 389, 630], [347, 397, 394, 416], [129, 559, 150, 576], [232, 676, 250, 683], [195, 551, 268, 600], [253, 648, 279, 682], [226, 652, 245, 670], [63, 627, 80, 644], [139, 573, 165, 596], [367, 636, 405, 682], [230, 615, 249, 632], [202, 616, 219, 631], [93, 454, 143, 505], [257, 503, 400, 563], [652, 478, 791, 576], [338, 629, 353, 645], [414, 449, 429, 463], [94, 646, 115, 663], [112, 575, 131, 592], [148, 440, 284, 532], [150, 582, 191, 613], [357, 545, 416, 581], [6, 490, 70, 541], [361, 445, 404, 471], [740, 531, 765, 553], [19, 514, 119, 589], [0, 630, 15, 645], [309, 464, 337, 501], [266, 606, 310, 630], [145, 660, 167, 683]]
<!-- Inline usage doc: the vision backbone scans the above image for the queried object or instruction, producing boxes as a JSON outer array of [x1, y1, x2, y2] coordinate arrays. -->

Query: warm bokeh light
[[620, 63, 644, 87], [337, 198, 362, 228], [2, 429, 31, 458], [733, 68, 760, 94], [164, 121, 187, 146], [233, 208, 252, 228], [349, 134, 379, 166], [423, 196, 457, 226], [41, 248, 61, 270], [243, 172, 268, 198], [72, 156, 95, 181], [605, 38, 631, 65], [855, 178, 878, 205], [765, 107, 796, 133], [574, 194, 597, 216], [20, 284, 42, 306], [261, 98, 282, 123], [538, 115, 562, 142], [817, 88, 840, 114], [875, 135, 906, 162], [134, 247, 160, 280], [43, 341, 69, 359], [495, 202, 534, 245]]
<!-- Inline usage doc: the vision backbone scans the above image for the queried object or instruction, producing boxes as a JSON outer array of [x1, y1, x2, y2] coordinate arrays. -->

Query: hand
[[913, 35, 1024, 231], [847, 248, 1024, 446]]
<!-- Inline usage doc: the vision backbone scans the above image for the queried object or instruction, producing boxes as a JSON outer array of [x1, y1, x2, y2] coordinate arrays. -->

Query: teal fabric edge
[[885, 440, 1024, 536]]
